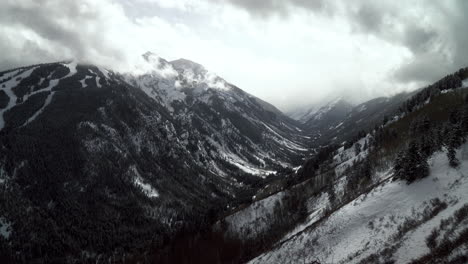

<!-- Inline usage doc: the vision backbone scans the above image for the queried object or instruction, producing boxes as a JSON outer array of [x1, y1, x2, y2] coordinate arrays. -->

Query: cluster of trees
[[344, 130, 367, 149], [394, 140, 430, 183], [399, 67, 468, 115], [344, 159, 374, 195], [296, 144, 337, 182], [394, 98, 468, 183]]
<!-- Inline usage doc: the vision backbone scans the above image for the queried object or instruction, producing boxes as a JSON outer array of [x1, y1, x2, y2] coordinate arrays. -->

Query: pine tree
[[354, 142, 362, 156], [419, 135, 434, 158], [363, 140, 368, 151], [461, 106, 468, 134], [447, 123, 463, 149], [401, 141, 429, 183], [449, 109, 460, 125], [393, 150, 406, 180], [447, 126, 461, 167], [447, 146, 459, 168]]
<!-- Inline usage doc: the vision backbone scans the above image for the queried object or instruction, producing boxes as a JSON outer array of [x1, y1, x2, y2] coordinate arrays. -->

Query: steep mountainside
[[316, 92, 413, 146], [0, 55, 308, 262], [301, 98, 354, 142], [218, 67, 468, 264], [126, 52, 309, 173], [294, 93, 413, 147]]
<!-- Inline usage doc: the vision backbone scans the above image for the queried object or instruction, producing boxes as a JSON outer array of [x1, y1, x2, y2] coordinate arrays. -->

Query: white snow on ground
[[0, 217, 12, 239], [333, 135, 370, 176], [129, 165, 159, 198], [134, 177, 159, 198], [22, 91, 55, 126], [441, 89, 454, 94], [229, 158, 276, 176], [334, 122, 344, 129], [89, 70, 102, 88], [0, 69, 19, 81], [62, 61, 78, 78], [80, 76, 93, 88], [357, 104, 367, 112], [222, 150, 276, 176], [125, 72, 185, 112], [279, 192, 330, 243], [218, 191, 285, 240], [0, 67, 36, 130], [98, 66, 110, 79], [0, 62, 85, 129], [21, 79, 59, 127], [261, 122, 308, 151], [292, 97, 345, 122], [205, 134, 280, 177], [313, 97, 344, 121], [293, 166, 302, 173], [250, 145, 468, 264]]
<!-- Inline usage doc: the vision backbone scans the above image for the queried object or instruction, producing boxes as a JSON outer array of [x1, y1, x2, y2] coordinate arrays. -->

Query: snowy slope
[[124, 52, 309, 175], [290, 97, 350, 124], [250, 144, 468, 264], [217, 191, 286, 240]]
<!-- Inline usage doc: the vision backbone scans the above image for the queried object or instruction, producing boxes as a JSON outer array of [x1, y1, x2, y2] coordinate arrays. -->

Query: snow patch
[[220, 191, 285, 240], [463, 79, 468, 88], [130, 166, 159, 198], [0, 67, 37, 130], [62, 61, 78, 79], [0, 217, 12, 239], [80, 76, 93, 88], [21, 79, 60, 127]]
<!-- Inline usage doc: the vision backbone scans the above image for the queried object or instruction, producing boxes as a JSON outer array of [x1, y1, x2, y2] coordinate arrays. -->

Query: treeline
[[149, 186, 308, 264], [398, 67, 468, 115], [394, 99, 468, 183]]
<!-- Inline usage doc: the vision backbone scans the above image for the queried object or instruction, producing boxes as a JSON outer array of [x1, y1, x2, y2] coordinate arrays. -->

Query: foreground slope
[[251, 147, 468, 263], [219, 68, 468, 263]]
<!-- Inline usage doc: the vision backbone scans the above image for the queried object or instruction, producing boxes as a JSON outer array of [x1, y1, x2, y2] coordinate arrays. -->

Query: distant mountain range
[[288, 92, 416, 146]]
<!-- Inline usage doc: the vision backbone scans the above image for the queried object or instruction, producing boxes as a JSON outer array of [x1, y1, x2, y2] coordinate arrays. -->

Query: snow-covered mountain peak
[[170, 58, 229, 91], [290, 96, 352, 123], [170, 58, 206, 75], [136, 51, 178, 79]]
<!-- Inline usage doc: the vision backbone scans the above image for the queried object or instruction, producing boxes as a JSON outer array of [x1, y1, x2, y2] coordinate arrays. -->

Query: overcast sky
[[1, 0, 467, 111]]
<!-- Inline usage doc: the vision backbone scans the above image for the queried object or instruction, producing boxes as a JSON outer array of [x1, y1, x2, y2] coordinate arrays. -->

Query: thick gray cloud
[[350, 1, 467, 85], [214, 0, 327, 17], [218, 0, 468, 85], [344, 1, 468, 84], [1, 0, 467, 111], [0, 0, 127, 71]]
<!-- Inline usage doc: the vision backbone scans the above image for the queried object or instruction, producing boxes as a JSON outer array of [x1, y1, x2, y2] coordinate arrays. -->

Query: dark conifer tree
[[363, 140, 368, 151], [446, 125, 461, 167], [447, 145, 459, 168], [397, 141, 430, 183], [449, 109, 461, 125], [419, 135, 434, 158], [461, 106, 468, 134], [354, 142, 362, 156], [393, 150, 406, 180]]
